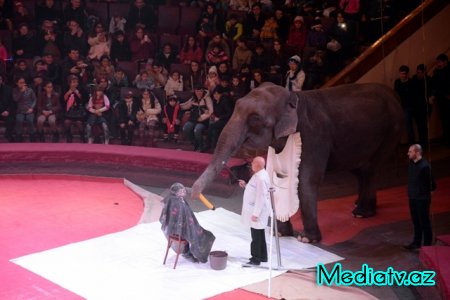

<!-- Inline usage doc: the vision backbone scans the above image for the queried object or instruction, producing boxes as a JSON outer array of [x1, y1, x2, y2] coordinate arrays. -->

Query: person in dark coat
[[117, 91, 138, 145], [404, 144, 436, 250], [110, 30, 131, 62], [0, 74, 15, 141], [159, 183, 215, 263]]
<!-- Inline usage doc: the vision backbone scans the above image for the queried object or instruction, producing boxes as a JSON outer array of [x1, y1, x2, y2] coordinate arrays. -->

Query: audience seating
[[156, 5, 180, 34], [108, 2, 130, 22], [178, 6, 201, 35], [116, 61, 139, 82], [170, 63, 190, 79], [158, 33, 182, 53], [86, 2, 109, 24]]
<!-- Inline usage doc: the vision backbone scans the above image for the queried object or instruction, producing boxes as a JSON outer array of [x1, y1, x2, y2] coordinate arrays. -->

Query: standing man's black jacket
[[408, 158, 436, 200]]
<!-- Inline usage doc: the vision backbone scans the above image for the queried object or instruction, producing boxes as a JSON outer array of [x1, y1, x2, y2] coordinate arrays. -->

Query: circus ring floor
[[1, 142, 449, 300]]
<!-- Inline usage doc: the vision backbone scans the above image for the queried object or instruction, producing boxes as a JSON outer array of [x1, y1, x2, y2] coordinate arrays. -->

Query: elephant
[[191, 82, 403, 242]]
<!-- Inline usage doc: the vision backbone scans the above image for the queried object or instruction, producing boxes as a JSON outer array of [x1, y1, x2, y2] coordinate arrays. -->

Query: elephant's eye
[[247, 114, 264, 133]]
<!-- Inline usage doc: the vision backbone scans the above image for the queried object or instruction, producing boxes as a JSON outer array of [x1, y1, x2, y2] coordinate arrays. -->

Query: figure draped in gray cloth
[[159, 183, 215, 263]]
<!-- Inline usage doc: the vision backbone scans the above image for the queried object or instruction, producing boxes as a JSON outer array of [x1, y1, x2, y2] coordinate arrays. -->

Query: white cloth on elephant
[[241, 169, 272, 230], [266, 132, 302, 222]]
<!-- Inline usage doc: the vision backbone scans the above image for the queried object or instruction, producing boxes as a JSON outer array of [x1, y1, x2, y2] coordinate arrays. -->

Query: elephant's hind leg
[[351, 167, 377, 218]]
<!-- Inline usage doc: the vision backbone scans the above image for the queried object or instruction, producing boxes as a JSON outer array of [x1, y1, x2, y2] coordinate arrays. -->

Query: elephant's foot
[[296, 231, 321, 243], [276, 220, 294, 236], [352, 207, 376, 218]]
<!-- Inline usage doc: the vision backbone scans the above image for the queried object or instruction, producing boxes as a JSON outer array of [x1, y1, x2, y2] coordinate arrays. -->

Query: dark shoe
[[246, 260, 260, 266], [261, 259, 268, 263], [403, 243, 420, 250]]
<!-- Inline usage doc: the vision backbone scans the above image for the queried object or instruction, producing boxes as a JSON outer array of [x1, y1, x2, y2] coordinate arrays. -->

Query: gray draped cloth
[[159, 183, 215, 263]]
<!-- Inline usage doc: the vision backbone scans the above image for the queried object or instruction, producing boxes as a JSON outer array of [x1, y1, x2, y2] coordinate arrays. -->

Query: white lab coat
[[241, 169, 272, 229]]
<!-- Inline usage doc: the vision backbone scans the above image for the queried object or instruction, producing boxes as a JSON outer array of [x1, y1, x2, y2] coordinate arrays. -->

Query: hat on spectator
[[311, 18, 323, 30], [288, 55, 301, 64], [208, 65, 218, 75], [125, 91, 134, 99], [167, 94, 177, 101]]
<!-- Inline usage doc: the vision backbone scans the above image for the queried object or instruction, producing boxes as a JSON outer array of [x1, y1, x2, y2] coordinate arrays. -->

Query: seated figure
[[159, 183, 215, 263]]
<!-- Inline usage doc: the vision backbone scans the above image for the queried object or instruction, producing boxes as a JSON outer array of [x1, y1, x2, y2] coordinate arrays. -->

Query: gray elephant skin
[[191, 82, 403, 242]]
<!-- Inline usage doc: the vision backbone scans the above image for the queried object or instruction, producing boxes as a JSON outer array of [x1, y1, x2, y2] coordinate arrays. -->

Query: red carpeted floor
[[290, 177, 450, 246], [0, 175, 144, 300]]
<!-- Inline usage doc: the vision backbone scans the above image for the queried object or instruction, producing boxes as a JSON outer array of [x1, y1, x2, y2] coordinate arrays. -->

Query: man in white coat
[[239, 156, 272, 265]]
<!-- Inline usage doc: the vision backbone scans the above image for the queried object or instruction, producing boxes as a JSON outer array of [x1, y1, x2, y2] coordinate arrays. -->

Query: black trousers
[[250, 228, 268, 263], [408, 198, 433, 246]]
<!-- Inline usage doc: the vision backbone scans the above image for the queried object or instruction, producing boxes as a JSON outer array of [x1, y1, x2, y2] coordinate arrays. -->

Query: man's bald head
[[251, 156, 265, 172]]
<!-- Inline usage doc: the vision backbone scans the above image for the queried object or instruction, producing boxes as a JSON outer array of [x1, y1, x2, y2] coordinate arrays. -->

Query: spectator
[[63, 76, 87, 143], [179, 35, 203, 65], [155, 43, 178, 71], [196, 12, 215, 47], [229, 0, 250, 11], [36, 20, 62, 59], [244, 3, 266, 41], [217, 62, 231, 79], [0, 37, 8, 62], [268, 39, 287, 74], [117, 91, 138, 145], [205, 34, 231, 61], [130, 26, 154, 62], [13, 76, 37, 142], [224, 14, 243, 42], [127, 0, 156, 32], [205, 85, 233, 151], [327, 11, 356, 73], [251, 43, 269, 72], [63, 19, 88, 56], [12, 1, 34, 29], [340, 0, 360, 22], [184, 60, 205, 91], [36, 81, 61, 142], [0, 0, 13, 30], [394, 65, 415, 146], [136, 89, 161, 147], [181, 84, 213, 151], [13, 59, 32, 84], [204, 65, 220, 93], [0, 74, 15, 142], [410, 64, 432, 149], [229, 74, 245, 103], [36, 0, 61, 26], [149, 61, 168, 89], [303, 49, 326, 90], [251, 69, 265, 89], [307, 19, 327, 50], [206, 43, 229, 66], [165, 70, 184, 96], [286, 16, 307, 56], [63, 0, 87, 29], [260, 14, 279, 41], [274, 8, 289, 42], [133, 70, 155, 90], [88, 32, 110, 61], [161, 94, 181, 141], [13, 23, 36, 59], [86, 86, 111, 144], [110, 30, 131, 62], [94, 55, 115, 81], [285, 55, 305, 91], [109, 14, 126, 34], [232, 38, 252, 72]]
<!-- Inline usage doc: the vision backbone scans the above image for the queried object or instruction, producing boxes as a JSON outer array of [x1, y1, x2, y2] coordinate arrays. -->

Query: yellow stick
[[199, 193, 215, 210]]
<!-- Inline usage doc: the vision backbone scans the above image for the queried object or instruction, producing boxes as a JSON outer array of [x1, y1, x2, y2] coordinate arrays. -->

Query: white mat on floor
[[11, 208, 343, 300]]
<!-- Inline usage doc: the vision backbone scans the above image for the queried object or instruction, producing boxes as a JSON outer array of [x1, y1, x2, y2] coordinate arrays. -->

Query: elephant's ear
[[274, 92, 298, 139]]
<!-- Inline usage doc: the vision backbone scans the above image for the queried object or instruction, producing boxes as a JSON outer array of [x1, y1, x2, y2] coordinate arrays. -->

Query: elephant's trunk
[[191, 122, 247, 200]]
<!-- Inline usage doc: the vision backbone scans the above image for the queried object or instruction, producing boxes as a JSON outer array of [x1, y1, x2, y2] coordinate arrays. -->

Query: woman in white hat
[[285, 55, 305, 92]]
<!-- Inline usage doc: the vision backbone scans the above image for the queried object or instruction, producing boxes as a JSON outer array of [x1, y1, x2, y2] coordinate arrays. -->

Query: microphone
[[222, 161, 240, 181]]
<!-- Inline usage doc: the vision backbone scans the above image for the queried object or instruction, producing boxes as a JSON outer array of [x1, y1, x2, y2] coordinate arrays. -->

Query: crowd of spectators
[[0, 0, 424, 150]]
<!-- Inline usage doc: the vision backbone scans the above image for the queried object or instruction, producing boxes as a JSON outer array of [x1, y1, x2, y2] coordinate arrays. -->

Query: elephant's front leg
[[296, 163, 327, 243]]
